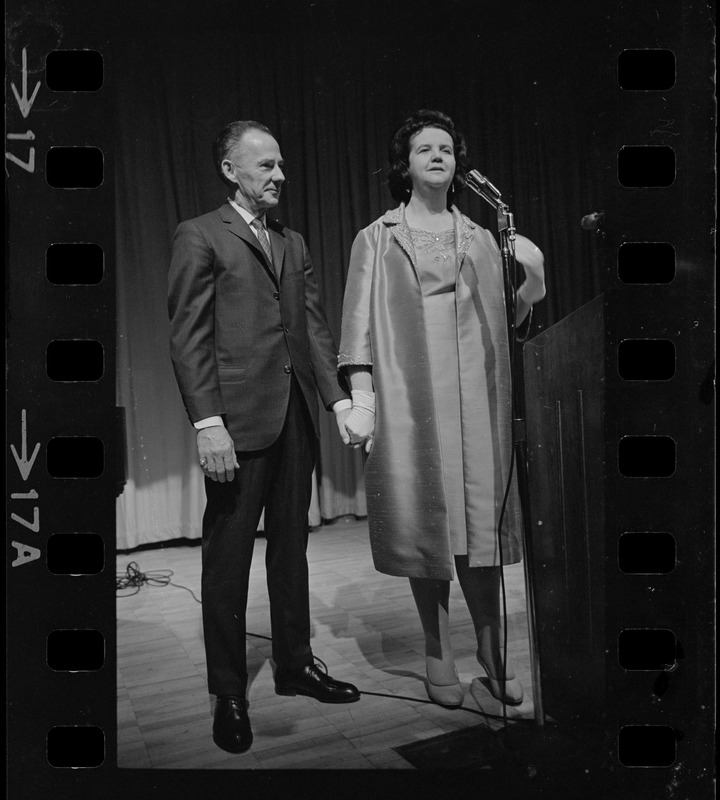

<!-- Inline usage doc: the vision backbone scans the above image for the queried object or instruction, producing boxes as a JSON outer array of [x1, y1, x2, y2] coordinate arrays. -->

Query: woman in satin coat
[[339, 110, 546, 708]]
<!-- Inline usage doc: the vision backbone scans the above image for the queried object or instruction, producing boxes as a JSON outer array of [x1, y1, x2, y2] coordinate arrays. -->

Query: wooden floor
[[117, 518, 534, 770]]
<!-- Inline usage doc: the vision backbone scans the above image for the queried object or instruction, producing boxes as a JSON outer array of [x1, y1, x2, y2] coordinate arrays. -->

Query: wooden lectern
[[522, 293, 608, 728]]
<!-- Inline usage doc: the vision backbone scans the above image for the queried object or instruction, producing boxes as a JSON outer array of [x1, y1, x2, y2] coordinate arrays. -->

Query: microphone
[[467, 169, 502, 198], [580, 211, 605, 230]]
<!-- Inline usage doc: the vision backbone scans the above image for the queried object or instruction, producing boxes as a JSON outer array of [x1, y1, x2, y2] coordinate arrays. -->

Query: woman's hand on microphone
[[514, 234, 546, 304]]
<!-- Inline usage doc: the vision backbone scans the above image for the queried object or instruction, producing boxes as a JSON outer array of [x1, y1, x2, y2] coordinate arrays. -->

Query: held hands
[[514, 234, 546, 305], [334, 406, 352, 443], [197, 425, 239, 482], [343, 390, 375, 453]]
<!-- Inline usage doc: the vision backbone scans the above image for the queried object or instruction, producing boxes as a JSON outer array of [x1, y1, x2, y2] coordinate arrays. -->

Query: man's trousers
[[200, 378, 317, 697]]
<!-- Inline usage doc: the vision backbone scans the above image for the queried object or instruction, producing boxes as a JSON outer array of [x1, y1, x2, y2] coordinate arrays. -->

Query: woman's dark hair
[[387, 109, 469, 207], [212, 120, 274, 190]]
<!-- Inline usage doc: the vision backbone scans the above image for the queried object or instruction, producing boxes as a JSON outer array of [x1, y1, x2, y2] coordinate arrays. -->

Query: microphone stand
[[464, 176, 589, 773], [465, 173, 545, 730]]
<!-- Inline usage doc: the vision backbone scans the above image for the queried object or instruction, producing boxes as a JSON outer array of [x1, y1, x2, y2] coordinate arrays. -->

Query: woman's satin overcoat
[[339, 206, 523, 580]]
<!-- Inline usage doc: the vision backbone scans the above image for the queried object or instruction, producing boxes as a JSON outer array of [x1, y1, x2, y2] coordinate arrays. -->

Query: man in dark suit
[[168, 120, 359, 754]]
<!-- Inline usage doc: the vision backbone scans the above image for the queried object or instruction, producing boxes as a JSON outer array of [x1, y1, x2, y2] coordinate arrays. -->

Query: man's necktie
[[250, 217, 273, 266]]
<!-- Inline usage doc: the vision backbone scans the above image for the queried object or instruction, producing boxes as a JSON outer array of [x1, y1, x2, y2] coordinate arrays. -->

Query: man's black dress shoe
[[274, 664, 361, 703], [213, 696, 253, 753]]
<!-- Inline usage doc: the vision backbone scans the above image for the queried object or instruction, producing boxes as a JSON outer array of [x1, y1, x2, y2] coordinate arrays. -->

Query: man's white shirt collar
[[229, 199, 266, 228]]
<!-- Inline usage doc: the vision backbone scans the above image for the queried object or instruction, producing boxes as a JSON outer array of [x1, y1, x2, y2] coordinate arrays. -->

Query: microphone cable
[[116, 560, 202, 602], [493, 228, 524, 728]]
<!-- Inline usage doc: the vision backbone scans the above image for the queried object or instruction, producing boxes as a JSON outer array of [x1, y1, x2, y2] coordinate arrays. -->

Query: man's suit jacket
[[168, 202, 347, 451]]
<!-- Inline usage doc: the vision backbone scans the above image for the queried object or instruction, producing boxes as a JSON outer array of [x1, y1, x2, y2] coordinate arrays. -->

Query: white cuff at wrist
[[194, 416, 225, 429], [351, 389, 375, 411]]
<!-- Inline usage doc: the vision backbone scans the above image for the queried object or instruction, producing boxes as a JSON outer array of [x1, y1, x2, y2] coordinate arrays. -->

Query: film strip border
[[6, 7, 117, 777], [610, 45, 684, 774], [610, 6, 714, 790], [5, 1, 714, 796]]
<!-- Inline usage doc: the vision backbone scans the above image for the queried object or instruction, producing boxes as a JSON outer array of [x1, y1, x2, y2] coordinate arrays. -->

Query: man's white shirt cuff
[[194, 416, 225, 429]]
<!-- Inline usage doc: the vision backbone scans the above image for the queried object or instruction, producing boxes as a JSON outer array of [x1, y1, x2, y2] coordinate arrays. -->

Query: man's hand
[[335, 407, 352, 445], [344, 390, 375, 453], [197, 425, 239, 482]]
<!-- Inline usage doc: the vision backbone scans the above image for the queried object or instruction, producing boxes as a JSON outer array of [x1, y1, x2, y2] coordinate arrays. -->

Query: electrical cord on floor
[[116, 560, 202, 603], [117, 559, 531, 723]]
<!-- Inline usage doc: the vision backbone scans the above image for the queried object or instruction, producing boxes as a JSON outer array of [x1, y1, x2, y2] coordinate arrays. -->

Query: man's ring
[[200, 458, 208, 467]]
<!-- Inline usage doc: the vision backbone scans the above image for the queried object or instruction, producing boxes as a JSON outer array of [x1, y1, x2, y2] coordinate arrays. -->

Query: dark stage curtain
[[115, 0, 611, 549]]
